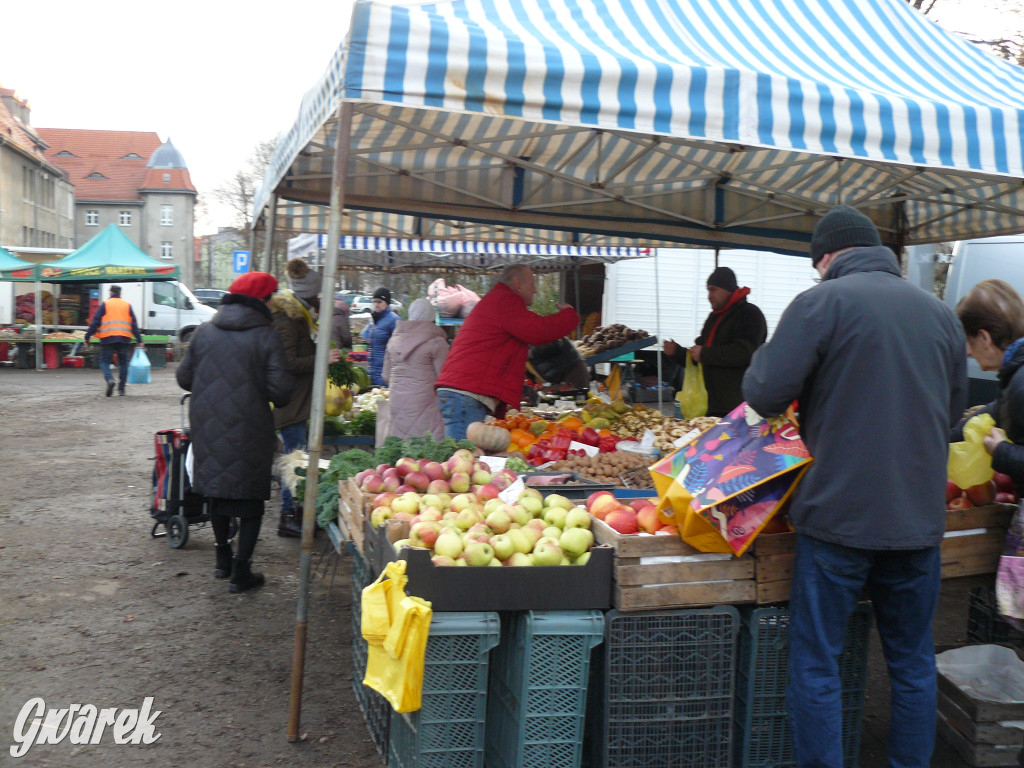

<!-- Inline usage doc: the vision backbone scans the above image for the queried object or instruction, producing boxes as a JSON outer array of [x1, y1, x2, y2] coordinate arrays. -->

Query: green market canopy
[[0, 246, 36, 282], [32, 224, 180, 282]]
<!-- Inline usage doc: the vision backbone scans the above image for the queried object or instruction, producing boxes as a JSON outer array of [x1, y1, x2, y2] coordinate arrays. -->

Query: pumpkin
[[466, 421, 511, 452]]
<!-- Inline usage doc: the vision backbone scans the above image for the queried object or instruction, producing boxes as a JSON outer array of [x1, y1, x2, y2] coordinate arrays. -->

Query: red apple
[[946, 496, 973, 511], [994, 472, 1016, 495], [589, 495, 621, 522], [995, 491, 1018, 504], [605, 508, 639, 534], [586, 491, 614, 511], [636, 505, 661, 534], [629, 499, 656, 514], [946, 480, 962, 503], [965, 480, 997, 507], [372, 491, 398, 509]]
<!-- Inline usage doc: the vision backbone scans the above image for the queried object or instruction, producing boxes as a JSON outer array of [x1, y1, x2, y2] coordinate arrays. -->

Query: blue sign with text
[[233, 250, 250, 274]]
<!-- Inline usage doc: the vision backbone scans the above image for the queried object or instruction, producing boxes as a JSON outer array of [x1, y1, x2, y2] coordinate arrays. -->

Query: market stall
[[0, 225, 180, 370], [253, 0, 1024, 755]]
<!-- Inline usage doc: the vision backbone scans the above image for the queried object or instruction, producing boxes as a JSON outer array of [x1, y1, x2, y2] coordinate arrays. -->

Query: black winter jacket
[[742, 246, 967, 549], [176, 294, 294, 500], [973, 339, 1024, 498], [668, 295, 767, 417]]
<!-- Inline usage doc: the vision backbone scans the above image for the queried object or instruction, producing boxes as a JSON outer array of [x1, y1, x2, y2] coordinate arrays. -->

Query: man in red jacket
[[435, 265, 578, 439]]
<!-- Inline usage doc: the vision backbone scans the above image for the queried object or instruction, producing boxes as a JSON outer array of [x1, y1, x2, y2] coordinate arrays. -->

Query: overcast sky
[[0, 0, 1014, 237]]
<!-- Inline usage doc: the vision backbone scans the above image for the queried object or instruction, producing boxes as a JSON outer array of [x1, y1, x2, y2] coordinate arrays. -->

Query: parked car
[[192, 288, 228, 308]]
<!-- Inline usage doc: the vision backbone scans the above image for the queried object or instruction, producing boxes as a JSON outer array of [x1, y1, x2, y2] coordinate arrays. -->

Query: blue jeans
[[786, 534, 941, 768], [279, 422, 308, 514], [437, 390, 490, 441], [99, 342, 132, 390]]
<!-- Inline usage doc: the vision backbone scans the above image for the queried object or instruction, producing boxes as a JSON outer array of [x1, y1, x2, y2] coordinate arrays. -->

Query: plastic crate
[[388, 611, 501, 768], [486, 611, 604, 768], [590, 607, 740, 768], [733, 603, 871, 768], [967, 584, 1024, 647]]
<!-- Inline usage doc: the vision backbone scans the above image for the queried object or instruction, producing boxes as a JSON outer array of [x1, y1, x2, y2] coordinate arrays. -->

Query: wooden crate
[[941, 503, 1013, 579], [337, 477, 371, 555], [591, 518, 756, 610], [750, 532, 795, 604]]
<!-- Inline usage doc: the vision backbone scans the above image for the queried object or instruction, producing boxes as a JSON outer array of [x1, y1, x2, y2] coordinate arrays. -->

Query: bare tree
[[911, 0, 1024, 64], [213, 139, 276, 231]]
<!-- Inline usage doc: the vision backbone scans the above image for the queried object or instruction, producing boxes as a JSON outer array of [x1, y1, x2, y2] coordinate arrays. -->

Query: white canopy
[[256, 0, 1024, 253]]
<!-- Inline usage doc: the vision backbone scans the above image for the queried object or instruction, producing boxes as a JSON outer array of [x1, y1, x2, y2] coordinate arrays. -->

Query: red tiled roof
[[140, 167, 196, 194], [36, 128, 196, 201], [0, 90, 49, 163]]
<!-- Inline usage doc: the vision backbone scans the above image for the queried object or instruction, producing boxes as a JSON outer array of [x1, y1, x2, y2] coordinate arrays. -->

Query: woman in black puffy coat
[[956, 279, 1024, 494], [177, 272, 294, 593], [956, 278, 1024, 630]]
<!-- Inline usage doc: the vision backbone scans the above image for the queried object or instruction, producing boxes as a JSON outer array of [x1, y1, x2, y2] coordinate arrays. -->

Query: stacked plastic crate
[[967, 585, 1024, 647], [590, 607, 741, 768], [388, 612, 501, 768], [350, 548, 392, 761], [733, 603, 872, 768], [486, 611, 605, 768]]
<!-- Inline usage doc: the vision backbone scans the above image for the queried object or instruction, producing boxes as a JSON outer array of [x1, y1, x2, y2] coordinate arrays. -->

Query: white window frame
[[160, 242, 173, 260], [119, 211, 132, 226], [160, 205, 173, 226], [85, 210, 99, 226]]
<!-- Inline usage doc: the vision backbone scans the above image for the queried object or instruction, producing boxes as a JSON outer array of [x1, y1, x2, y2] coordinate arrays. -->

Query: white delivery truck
[[0, 280, 214, 342], [97, 281, 215, 342], [943, 234, 1024, 405]]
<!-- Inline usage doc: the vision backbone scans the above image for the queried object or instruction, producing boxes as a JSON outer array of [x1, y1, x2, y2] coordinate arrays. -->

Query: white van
[[100, 281, 215, 342], [943, 235, 1024, 405]]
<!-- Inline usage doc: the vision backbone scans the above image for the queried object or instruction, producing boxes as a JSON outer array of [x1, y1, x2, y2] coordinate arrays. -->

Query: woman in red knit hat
[[176, 272, 294, 593]]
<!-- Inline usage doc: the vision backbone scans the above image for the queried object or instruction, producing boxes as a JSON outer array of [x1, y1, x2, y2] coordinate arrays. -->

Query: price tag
[[569, 440, 599, 457], [478, 455, 507, 471], [640, 429, 657, 450], [673, 428, 702, 448], [499, 477, 525, 504]]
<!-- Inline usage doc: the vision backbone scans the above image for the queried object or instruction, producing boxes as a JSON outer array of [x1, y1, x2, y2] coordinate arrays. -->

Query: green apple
[[506, 552, 533, 567], [463, 541, 494, 566], [490, 533, 516, 561], [543, 507, 568, 529], [574, 551, 591, 566], [544, 493, 573, 511], [507, 529, 533, 555], [564, 507, 592, 529], [531, 542, 563, 566], [517, 494, 544, 517], [434, 531, 464, 559], [559, 527, 594, 558], [542, 526, 563, 540]]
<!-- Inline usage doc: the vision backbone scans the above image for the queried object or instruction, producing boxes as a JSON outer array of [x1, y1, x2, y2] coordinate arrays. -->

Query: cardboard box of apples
[[356, 450, 612, 611]]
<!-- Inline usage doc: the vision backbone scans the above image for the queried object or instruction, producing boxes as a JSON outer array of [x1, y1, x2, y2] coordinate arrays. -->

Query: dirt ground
[[0, 363, 1003, 767]]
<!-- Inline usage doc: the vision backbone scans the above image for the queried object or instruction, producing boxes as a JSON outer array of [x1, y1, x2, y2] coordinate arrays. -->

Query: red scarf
[[705, 287, 750, 347]]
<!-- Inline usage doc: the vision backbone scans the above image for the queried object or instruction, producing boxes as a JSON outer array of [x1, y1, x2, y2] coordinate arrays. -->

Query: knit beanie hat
[[706, 267, 738, 292], [285, 258, 322, 300], [810, 205, 882, 266], [229, 271, 278, 300], [372, 287, 392, 303]]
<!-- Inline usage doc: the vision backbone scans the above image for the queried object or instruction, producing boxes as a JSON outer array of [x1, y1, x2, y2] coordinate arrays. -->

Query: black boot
[[214, 544, 233, 579], [229, 558, 265, 593], [277, 509, 303, 538]]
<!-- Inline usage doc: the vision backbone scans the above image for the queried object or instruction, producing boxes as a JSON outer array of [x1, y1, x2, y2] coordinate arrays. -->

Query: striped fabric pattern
[[256, 0, 1024, 251]]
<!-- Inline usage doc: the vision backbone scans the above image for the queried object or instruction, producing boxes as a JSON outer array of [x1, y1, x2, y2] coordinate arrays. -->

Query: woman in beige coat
[[382, 298, 449, 441]]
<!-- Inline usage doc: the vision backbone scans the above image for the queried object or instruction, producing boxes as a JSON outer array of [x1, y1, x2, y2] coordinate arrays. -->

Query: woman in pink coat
[[382, 298, 449, 441]]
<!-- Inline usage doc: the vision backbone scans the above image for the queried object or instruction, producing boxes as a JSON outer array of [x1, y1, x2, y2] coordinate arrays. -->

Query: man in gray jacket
[[742, 206, 967, 767]]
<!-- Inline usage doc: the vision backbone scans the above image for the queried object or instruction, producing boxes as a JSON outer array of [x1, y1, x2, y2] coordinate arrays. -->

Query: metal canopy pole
[[288, 102, 352, 742], [654, 251, 663, 410], [262, 195, 278, 277], [34, 280, 42, 370]]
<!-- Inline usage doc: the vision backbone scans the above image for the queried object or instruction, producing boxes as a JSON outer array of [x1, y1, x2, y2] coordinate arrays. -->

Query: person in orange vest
[[84, 285, 144, 397]]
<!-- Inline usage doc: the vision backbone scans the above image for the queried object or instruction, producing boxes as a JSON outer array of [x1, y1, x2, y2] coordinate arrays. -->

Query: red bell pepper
[[551, 432, 573, 451], [578, 427, 600, 447]]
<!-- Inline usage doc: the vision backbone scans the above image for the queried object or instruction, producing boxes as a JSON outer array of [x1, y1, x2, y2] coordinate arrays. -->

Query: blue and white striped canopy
[[256, 0, 1024, 253]]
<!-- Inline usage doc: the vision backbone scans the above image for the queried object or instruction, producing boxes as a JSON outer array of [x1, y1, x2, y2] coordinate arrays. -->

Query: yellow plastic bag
[[655, 485, 733, 553], [948, 413, 996, 489], [676, 355, 708, 420], [361, 560, 408, 646], [363, 594, 433, 713]]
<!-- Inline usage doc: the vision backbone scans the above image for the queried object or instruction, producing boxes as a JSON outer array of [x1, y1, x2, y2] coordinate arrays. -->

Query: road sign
[[233, 250, 250, 274]]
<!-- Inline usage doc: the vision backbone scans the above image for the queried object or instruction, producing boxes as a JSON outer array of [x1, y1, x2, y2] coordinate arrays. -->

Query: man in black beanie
[[742, 205, 967, 767], [663, 265, 766, 416]]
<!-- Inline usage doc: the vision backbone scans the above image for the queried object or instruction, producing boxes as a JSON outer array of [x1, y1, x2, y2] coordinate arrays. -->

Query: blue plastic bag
[[128, 348, 151, 384]]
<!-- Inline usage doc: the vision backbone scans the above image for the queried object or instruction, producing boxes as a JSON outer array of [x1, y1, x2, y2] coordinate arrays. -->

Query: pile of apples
[[585, 490, 678, 535], [946, 471, 1018, 510], [369, 486, 597, 567], [354, 449, 517, 498]]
